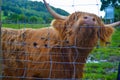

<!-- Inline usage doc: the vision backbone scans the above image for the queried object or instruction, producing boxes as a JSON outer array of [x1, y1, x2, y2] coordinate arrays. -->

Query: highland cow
[[2, 0, 120, 80]]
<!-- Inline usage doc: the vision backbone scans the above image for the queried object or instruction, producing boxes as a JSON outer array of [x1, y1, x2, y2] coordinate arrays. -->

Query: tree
[[18, 14, 28, 23], [100, 0, 120, 11], [7, 13, 19, 22], [2, 0, 69, 23], [100, 0, 120, 21], [114, 8, 120, 21], [38, 17, 44, 23], [3, 10, 8, 16], [30, 16, 38, 23]]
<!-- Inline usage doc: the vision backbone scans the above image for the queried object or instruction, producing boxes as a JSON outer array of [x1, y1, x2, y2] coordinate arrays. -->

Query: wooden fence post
[[117, 62, 120, 80]]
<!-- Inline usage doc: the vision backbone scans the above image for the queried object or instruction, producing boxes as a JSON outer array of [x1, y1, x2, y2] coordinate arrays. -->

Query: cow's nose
[[83, 16, 96, 25]]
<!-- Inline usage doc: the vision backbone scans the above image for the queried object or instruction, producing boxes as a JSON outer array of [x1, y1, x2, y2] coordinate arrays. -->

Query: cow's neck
[[67, 27, 98, 62], [75, 27, 98, 46]]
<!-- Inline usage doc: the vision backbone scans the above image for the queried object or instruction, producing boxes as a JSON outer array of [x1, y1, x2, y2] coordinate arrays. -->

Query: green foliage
[[29, 16, 38, 23], [3, 10, 8, 16], [100, 0, 120, 11], [84, 27, 120, 80], [100, 0, 120, 21], [2, 0, 69, 23], [114, 8, 120, 21]]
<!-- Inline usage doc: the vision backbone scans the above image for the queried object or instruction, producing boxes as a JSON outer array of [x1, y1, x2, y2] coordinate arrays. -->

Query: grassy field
[[2, 23, 50, 29], [84, 28, 120, 80], [2, 23, 120, 80]]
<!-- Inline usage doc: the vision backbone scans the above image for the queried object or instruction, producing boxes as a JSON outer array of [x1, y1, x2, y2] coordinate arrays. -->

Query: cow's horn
[[107, 21, 120, 27], [43, 0, 67, 20]]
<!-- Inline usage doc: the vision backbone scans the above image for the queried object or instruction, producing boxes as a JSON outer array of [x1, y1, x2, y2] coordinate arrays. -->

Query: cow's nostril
[[92, 18, 95, 21], [84, 16, 88, 19]]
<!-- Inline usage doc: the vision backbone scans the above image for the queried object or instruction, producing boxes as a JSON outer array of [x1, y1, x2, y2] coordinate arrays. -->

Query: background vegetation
[[84, 27, 120, 80], [101, 0, 120, 21], [2, 0, 69, 23]]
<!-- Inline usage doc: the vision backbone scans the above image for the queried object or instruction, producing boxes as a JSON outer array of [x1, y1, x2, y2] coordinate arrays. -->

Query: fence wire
[[1, 0, 120, 80]]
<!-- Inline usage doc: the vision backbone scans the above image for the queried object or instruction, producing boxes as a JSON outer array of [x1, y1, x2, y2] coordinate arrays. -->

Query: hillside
[[2, 0, 69, 23]]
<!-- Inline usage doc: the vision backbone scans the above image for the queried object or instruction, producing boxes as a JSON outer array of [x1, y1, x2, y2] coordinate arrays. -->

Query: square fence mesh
[[1, 0, 120, 80]]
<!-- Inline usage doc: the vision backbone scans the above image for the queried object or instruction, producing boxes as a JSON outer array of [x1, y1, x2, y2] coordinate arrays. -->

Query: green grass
[[83, 27, 120, 80], [112, 28, 120, 46], [2, 23, 50, 29], [84, 62, 119, 80]]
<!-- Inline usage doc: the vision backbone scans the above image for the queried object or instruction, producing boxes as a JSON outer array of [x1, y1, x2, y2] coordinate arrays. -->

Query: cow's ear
[[51, 19, 66, 33], [98, 26, 114, 46]]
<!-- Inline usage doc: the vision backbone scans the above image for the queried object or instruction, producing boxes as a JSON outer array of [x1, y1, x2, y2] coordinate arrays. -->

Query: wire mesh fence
[[1, 0, 120, 80]]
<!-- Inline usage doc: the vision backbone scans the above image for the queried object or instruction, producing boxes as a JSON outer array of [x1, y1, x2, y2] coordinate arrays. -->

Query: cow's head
[[43, 0, 119, 47]]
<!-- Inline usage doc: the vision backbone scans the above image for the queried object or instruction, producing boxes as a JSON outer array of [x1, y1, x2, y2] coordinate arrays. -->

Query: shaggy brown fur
[[2, 12, 115, 80], [2, 28, 33, 80]]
